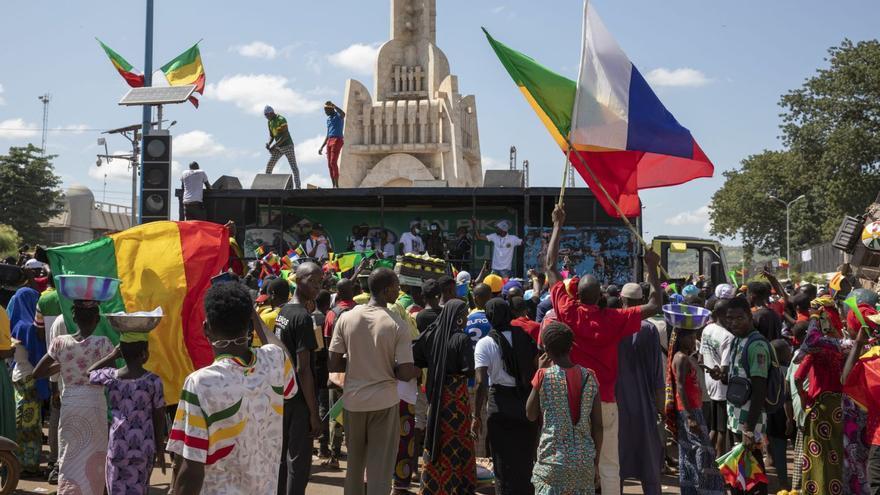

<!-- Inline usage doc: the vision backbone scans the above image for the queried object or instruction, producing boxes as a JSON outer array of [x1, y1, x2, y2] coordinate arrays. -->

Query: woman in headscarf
[[34, 295, 114, 495], [413, 299, 476, 494], [474, 297, 540, 494], [8, 286, 47, 476]]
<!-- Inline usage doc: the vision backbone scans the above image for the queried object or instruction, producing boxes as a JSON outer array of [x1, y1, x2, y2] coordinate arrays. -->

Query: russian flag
[[568, 0, 713, 216]]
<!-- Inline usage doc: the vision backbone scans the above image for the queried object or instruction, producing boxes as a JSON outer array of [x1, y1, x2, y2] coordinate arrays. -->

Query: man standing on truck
[[474, 219, 522, 278], [180, 161, 210, 221], [264, 105, 301, 189], [318, 101, 345, 189]]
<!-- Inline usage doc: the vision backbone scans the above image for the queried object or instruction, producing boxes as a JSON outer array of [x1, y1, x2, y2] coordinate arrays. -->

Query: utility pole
[[38, 93, 51, 155], [509, 146, 517, 170], [138, 0, 155, 225], [768, 194, 806, 279]]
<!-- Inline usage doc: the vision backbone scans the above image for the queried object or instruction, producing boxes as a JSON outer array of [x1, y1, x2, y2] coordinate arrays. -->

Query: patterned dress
[[532, 364, 598, 495], [49, 334, 115, 495], [420, 374, 477, 494], [89, 368, 165, 495], [167, 344, 297, 494]]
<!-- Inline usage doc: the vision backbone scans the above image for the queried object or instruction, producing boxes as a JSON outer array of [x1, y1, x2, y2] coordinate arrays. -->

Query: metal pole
[[131, 130, 139, 226], [785, 204, 791, 279], [139, 0, 154, 225]]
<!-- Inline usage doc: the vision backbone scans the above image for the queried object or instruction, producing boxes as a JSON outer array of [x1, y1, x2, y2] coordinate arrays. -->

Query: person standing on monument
[[319, 101, 345, 189], [264, 105, 301, 189]]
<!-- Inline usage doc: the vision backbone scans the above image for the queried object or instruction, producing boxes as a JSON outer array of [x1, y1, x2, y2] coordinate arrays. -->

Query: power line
[[0, 127, 110, 133]]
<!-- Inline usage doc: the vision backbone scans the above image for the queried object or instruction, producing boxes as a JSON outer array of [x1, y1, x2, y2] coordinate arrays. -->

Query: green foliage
[[0, 144, 64, 243], [0, 224, 22, 259], [710, 39, 880, 255]]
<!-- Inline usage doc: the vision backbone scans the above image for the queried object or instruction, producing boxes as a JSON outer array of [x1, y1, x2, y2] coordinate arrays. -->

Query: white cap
[[456, 271, 471, 285], [496, 220, 511, 232], [263, 105, 274, 115], [24, 259, 45, 270], [714, 283, 735, 300]]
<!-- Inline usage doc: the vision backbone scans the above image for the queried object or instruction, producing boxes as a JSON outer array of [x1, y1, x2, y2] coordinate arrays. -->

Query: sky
[[1, 0, 878, 242]]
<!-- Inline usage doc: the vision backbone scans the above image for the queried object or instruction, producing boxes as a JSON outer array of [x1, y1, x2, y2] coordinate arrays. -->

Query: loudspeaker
[[483, 170, 524, 188], [251, 174, 293, 190], [832, 215, 865, 254], [141, 132, 172, 223], [213, 175, 243, 191]]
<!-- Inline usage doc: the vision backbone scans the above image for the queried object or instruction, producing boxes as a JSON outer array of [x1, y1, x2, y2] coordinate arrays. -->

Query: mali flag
[[716, 443, 768, 491], [161, 43, 205, 107], [96, 38, 145, 88], [46, 221, 229, 404], [484, 13, 713, 218]]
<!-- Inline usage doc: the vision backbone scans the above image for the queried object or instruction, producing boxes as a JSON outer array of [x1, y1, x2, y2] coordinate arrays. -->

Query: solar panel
[[119, 85, 196, 106]]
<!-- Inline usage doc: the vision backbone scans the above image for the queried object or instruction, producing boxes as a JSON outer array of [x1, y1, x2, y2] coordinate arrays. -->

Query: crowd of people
[[3, 201, 880, 495]]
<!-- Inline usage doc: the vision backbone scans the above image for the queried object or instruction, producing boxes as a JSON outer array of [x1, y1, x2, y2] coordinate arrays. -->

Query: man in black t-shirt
[[747, 281, 782, 341], [275, 261, 323, 495], [416, 279, 442, 333]]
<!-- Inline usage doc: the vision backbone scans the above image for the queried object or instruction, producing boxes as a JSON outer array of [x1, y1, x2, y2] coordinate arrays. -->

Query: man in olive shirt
[[264, 105, 301, 189], [328, 268, 420, 495]]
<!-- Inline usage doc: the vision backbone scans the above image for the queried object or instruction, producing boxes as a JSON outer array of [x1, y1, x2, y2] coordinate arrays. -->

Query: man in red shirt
[[544, 203, 662, 495], [510, 295, 541, 342]]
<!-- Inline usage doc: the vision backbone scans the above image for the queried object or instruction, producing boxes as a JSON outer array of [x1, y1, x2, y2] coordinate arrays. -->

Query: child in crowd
[[527, 321, 602, 494], [89, 336, 166, 495], [668, 322, 725, 495]]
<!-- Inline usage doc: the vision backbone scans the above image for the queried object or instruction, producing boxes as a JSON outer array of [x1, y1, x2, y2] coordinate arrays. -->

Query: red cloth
[[847, 304, 879, 334], [794, 350, 844, 407], [673, 365, 702, 411], [844, 350, 880, 445], [550, 280, 642, 402], [512, 316, 541, 343], [532, 365, 585, 424], [770, 300, 786, 317], [323, 299, 356, 338], [326, 137, 343, 181]]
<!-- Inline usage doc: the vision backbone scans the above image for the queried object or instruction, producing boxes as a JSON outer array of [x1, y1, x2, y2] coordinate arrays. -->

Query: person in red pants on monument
[[319, 101, 345, 188]]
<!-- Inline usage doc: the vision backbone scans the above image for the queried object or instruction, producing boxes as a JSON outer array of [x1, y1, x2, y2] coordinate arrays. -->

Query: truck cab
[[651, 236, 730, 291]]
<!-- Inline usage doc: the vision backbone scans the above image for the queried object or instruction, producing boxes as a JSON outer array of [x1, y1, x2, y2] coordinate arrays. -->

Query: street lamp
[[768, 193, 806, 279]]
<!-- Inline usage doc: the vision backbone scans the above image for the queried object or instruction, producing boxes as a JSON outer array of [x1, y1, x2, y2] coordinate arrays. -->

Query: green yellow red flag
[[96, 38, 145, 88], [161, 43, 205, 107]]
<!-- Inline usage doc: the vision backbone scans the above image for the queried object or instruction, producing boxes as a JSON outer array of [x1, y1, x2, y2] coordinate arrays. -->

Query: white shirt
[[12, 343, 34, 382], [399, 232, 425, 254], [181, 169, 209, 203], [382, 242, 396, 258], [486, 233, 522, 271], [47, 317, 68, 384], [699, 322, 735, 401], [306, 236, 329, 261], [352, 237, 374, 253], [474, 331, 516, 387]]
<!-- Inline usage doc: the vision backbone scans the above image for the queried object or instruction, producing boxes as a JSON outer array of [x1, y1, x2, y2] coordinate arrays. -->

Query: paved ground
[[12, 443, 793, 494]]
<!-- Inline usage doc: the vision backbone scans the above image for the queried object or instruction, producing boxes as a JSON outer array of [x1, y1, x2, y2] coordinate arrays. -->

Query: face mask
[[414, 228, 421, 235]]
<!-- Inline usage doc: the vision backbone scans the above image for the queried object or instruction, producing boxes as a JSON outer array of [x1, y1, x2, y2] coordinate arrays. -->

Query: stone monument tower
[[337, 0, 482, 188]]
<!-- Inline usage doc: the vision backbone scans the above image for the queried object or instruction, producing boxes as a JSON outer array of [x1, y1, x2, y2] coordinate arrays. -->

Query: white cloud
[[205, 74, 322, 115], [645, 67, 711, 88], [481, 155, 507, 170], [89, 150, 134, 181], [0, 84, 5, 105], [327, 43, 381, 75], [174, 130, 226, 157], [491, 6, 506, 14], [666, 205, 711, 232], [56, 124, 89, 134], [232, 41, 278, 60], [0, 118, 38, 139], [303, 174, 332, 188], [296, 135, 328, 165]]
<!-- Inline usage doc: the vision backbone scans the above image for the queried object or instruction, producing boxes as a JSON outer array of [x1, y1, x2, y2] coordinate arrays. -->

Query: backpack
[[727, 332, 785, 414]]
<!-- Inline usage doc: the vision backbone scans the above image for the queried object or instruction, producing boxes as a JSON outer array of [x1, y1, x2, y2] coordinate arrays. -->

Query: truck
[[193, 184, 732, 288]]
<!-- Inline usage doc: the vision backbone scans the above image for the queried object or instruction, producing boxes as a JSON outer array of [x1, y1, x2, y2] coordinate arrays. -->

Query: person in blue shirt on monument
[[319, 101, 345, 188]]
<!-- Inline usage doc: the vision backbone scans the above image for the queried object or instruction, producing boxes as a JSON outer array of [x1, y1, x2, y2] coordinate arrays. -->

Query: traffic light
[[141, 132, 171, 223]]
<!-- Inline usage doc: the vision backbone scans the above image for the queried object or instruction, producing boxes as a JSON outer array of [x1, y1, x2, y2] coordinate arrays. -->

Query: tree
[[710, 39, 880, 255], [0, 224, 22, 259], [0, 144, 64, 243]]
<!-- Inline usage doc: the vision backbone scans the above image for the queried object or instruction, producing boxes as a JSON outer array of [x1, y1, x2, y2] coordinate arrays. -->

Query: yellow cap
[[483, 274, 503, 294]]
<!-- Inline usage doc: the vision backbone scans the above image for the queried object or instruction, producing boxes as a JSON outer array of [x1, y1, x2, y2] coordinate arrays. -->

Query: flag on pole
[[161, 43, 205, 107], [716, 443, 768, 491], [483, 0, 713, 218], [96, 39, 145, 88]]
